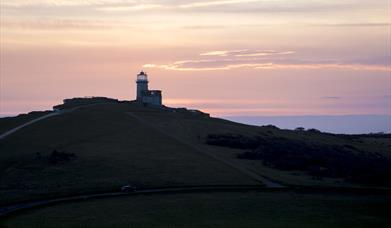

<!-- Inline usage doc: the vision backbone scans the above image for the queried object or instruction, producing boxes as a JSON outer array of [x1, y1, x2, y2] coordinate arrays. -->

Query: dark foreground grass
[[2, 191, 391, 228]]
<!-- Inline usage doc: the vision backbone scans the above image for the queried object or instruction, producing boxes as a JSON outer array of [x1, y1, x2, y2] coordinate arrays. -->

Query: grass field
[[2, 191, 391, 228], [1, 98, 390, 206], [136, 110, 391, 187], [0, 103, 258, 205]]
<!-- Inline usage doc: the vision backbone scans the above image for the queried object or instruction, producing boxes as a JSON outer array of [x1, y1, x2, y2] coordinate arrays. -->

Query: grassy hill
[[0, 97, 390, 206]]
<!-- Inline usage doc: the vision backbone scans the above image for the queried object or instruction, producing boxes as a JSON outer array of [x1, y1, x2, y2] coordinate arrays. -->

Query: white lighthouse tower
[[136, 71, 149, 100], [135, 71, 162, 106]]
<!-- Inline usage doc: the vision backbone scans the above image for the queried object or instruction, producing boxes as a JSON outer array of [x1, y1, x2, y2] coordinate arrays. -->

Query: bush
[[206, 134, 260, 149], [49, 150, 77, 165], [263, 125, 280, 129], [307, 128, 321, 133]]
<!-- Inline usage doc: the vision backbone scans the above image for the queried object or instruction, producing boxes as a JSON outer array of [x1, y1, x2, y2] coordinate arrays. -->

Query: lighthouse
[[135, 71, 162, 106], [136, 71, 149, 100]]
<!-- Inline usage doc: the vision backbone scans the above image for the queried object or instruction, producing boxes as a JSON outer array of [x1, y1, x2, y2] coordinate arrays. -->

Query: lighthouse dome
[[137, 71, 148, 81]]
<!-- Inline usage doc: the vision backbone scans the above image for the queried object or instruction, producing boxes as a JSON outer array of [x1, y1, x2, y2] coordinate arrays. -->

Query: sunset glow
[[1, 0, 390, 117]]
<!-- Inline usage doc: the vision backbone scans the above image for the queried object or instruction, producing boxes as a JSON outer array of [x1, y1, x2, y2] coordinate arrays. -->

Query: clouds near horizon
[[144, 50, 391, 72]]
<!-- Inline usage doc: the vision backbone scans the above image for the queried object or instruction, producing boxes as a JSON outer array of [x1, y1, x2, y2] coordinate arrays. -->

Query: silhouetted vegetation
[[206, 134, 391, 186], [337, 133, 391, 139], [307, 128, 322, 133], [53, 97, 119, 110], [206, 134, 261, 149], [48, 150, 77, 165], [263, 125, 280, 129]]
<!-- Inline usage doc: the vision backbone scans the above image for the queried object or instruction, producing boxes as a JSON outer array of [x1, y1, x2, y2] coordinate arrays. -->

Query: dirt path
[[0, 103, 115, 140], [126, 112, 285, 188], [0, 112, 61, 140]]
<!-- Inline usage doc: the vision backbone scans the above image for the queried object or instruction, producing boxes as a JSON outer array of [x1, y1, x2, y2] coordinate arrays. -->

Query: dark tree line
[[206, 133, 391, 186]]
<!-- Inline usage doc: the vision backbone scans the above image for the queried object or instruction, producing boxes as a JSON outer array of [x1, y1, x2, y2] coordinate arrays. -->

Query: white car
[[121, 185, 137, 192]]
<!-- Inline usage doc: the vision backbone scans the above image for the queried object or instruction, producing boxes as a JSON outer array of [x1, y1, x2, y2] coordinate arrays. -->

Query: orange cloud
[[200, 49, 295, 57], [179, 0, 262, 9], [97, 4, 164, 11]]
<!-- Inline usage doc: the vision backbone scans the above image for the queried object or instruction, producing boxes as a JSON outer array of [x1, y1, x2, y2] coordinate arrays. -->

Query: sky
[[1, 0, 391, 120]]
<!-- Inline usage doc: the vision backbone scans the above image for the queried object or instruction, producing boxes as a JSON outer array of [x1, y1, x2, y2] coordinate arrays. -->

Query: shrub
[[307, 128, 321, 133], [49, 150, 77, 165], [206, 134, 260, 149]]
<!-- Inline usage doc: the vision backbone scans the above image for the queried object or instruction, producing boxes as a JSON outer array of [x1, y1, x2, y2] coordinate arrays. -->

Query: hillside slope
[[131, 105, 391, 187], [1, 98, 390, 205], [0, 101, 258, 205]]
